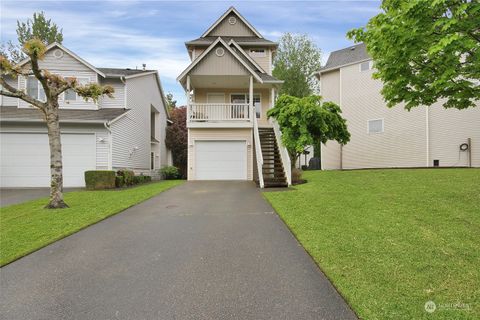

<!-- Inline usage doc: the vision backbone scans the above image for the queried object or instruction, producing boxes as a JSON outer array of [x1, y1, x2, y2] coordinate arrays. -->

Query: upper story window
[[27, 76, 46, 101], [64, 77, 90, 102], [249, 48, 266, 58], [368, 119, 384, 134], [360, 61, 372, 72]]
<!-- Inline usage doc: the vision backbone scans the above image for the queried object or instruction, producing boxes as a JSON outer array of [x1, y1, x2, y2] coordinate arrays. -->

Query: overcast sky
[[1, 1, 381, 105]]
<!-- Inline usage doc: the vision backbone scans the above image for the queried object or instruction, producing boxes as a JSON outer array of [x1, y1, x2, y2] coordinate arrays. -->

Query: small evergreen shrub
[[117, 170, 135, 186], [115, 175, 125, 188], [84, 170, 116, 190], [159, 166, 181, 180]]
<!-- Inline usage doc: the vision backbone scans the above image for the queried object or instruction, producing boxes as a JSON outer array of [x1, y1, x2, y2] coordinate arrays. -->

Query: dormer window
[[249, 48, 266, 58]]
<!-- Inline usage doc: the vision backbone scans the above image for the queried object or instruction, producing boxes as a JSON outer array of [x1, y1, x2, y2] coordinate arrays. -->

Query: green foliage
[[165, 107, 187, 178], [267, 95, 350, 164], [133, 175, 151, 184], [75, 83, 114, 103], [160, 166, 181, 180], [1, 180, 183, 266], [17, 11, 63, 46], [116, 170, 135, 186], [84, 170, 116, 190], [348, 0, 480, 110], [272, 33, 322, 97], [165, 92, 177, 111], [115, 175, 125, 188], [265, 169, 480, 319]]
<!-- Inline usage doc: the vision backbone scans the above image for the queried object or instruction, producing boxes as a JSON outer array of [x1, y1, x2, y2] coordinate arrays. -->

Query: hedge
[[85, 170, 116, 190]]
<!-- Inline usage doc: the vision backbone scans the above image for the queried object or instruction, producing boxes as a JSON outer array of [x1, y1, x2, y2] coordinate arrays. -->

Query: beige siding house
[[0, 43, 171, 187], [178, 7, 291, 187], [317, 43, 480, 169]]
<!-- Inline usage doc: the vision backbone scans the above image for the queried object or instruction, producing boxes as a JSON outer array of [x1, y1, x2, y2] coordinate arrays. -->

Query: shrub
[[117, 170, 135, 186], [84, 170, 116, 190], [159, 166, 181, 180], [115, 175, 125, 188], [133, 176, 143, 184], [292, 168, 303, 183]]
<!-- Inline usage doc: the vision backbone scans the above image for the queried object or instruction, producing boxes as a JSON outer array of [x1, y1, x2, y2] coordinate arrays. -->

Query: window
[[368, 119, 384, 134], [64, 77, 89, 102], [230, 93, 261, 118], [26, 76, 46, 101], [360, 61, 371, 72], [249, 48, 266, 58]]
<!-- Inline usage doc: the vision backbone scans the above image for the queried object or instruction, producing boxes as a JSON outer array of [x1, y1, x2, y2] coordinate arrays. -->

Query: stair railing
[[253, 108, 264, 188], [271, 118, 292, 186]]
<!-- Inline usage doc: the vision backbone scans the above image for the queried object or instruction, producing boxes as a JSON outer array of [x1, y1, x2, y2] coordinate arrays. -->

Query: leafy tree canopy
[[348, 0, 480, 110], [165, 107, 187, 178], [267, 95, 350, 164], [273, 33, 322, 97], [165, 92, 177, 111]]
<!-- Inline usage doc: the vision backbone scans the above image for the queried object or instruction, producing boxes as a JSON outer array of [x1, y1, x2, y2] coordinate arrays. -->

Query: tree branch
[[29, 54, 52, 98], [0, 76, 47, 109]]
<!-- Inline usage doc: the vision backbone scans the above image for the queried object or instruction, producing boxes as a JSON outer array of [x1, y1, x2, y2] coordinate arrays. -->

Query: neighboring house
[[317, 43, 480, 169], [0, 43, 171, 187], [177, 6, 291, 187]]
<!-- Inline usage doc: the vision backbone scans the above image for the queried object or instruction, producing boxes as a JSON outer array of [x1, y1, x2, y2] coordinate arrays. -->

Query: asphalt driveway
[[0, 181, 357, 320]]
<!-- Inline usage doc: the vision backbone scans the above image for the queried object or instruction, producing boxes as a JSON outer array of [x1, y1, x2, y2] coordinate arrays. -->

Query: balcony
[[187, 103, 253, 128]]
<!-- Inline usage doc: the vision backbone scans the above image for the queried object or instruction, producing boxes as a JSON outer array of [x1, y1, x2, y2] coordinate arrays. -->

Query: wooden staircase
[[258, 127, 288, 188]]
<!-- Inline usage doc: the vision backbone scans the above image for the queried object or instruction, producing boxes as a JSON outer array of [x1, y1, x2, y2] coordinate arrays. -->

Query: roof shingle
[[322, 43, 370, 71], [97, 68, 155, 77]]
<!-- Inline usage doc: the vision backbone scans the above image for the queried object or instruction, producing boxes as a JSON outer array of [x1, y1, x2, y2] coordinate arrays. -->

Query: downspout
[[426, 106, 430, 167], [104, 121, 113, 170]]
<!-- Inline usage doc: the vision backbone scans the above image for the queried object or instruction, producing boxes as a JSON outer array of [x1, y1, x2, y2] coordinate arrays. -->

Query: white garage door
[[195, 140, 247, 180], [1, 133, 96, 187]]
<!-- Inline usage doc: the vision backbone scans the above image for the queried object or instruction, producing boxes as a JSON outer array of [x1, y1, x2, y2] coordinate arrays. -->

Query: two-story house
[[177, 7, 291, 187], [0, 43, 171, 187], [317, 43, 480, 169]]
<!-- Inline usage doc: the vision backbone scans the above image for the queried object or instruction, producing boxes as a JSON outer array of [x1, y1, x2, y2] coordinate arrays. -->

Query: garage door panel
[[195, 140, 246, 180], [0, 133, 96, 187]]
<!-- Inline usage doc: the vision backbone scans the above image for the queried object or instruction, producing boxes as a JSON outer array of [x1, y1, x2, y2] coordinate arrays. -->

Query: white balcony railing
[[188, 103, 251, 122]]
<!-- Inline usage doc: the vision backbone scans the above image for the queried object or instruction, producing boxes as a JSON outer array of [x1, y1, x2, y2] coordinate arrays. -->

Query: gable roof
[[228, 40, 266, 73], [319, 43, 371, 74], [17, 42, 106, 77], [186, 36, 277, 47], [177, 37, 264, 85], [201, 6, 263, 38], [97, 68, 156, 78]]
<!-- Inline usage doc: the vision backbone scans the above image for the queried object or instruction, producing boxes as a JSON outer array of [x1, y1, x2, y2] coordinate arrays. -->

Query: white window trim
[[360, 60, 372, 72], [26, 75, 46, 102], [64, 77, 90, 102], [249, 48, 266, 58], [367, 118, 384, 134]]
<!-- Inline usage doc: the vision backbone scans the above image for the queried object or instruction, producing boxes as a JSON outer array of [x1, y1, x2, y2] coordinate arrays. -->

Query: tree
[[273, 33, 322, 97], [0, 14, 114, 208], [347, 0, 480, 110], [165, 107, 187, 178], [165, 92, 177, 111], [267, 95, 350, 166], [1, 12, 63, 63]]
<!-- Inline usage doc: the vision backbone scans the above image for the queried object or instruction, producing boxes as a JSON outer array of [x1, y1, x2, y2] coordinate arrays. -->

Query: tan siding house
[[318, 43, 480, 169], [178, 7, 291, 187]]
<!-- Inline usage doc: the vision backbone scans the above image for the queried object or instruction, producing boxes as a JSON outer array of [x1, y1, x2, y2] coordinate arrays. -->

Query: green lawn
[[264, 169, 479, 320], [0, 180, 183, 266]]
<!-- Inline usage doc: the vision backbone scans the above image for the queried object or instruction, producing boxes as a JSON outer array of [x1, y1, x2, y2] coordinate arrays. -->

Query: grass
[[264, 169, 480, 320], [0, 180, 183, 266]]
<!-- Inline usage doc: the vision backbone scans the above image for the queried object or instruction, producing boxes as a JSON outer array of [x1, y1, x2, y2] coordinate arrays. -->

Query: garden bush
[[85, 170, 116, 190], [117, 170, 135, 186], [159, 166, 181, 180], [115, 175, 125, 188]]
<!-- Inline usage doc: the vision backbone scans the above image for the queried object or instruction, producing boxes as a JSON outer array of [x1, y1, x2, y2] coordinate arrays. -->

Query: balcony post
[[186, 75, 191, 121], [249, 76, 253, 121]]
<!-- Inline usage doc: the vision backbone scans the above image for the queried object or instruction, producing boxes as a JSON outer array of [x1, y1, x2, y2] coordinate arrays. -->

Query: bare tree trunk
[[45, 103, 68, 209]]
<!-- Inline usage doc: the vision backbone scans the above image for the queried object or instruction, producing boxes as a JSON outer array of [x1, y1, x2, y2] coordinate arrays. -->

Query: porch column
[[249, 75, 253, 121], [186, 75, 191, 121], [271, 87, 275, 109]]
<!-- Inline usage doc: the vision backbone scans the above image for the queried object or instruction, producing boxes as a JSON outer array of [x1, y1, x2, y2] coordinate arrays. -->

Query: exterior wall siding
[[1, 76, 19, 107], [111, 74, 168, 171], [208, 13, 257, 37], [191, 45, 249, 76], [244, 47, 271, 74], [188, 128, 253, 180], [320, 60, 480, 169], [99, 78, 125, 108]]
